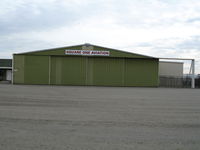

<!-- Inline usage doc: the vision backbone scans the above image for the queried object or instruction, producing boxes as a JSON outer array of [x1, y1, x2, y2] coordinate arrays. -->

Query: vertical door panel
[[88, 57, 124, 86], [24, 55, 49, 84], [51, 56, 87, 85], [13, 55, 25, 84], [6, 70, 12, 81], [125, 59, 158, 86]]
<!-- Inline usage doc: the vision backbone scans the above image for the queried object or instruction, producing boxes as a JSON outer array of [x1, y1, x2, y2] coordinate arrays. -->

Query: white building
[[159, 61, 183, 77], [0, 59, 12, 82]]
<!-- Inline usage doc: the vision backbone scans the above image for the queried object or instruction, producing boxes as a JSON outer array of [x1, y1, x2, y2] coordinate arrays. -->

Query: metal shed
[[159, 61, 183, 77], [13, 44, 159, 87], [0, 59, 12, 82]]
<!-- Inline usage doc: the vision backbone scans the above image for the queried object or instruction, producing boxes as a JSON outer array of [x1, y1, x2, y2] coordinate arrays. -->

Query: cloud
[[187, 17, 200, 23], [0, 1, 79, 34], [129, 36, 200, 74], [0, 33, 56, 57], [0, 0, 107, 34], [1, 0, 200, 35]]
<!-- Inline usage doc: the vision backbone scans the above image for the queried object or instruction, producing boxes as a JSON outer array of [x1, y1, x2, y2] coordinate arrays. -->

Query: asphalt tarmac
[[0, 84, 199, 150]]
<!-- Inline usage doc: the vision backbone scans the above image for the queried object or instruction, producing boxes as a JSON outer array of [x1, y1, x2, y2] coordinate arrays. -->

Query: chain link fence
[[195, 75, 200, 88], [159, 75, 200, 88]]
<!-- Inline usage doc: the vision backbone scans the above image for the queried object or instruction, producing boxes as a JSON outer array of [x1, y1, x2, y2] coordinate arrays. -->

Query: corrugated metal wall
[[50, 56, 87, 85], [25, 55, 49, 84], [125, 59, 158, 86], [13, 55, 25, 84], [13, 55, 158, 86], [89, 57, 124, 86]]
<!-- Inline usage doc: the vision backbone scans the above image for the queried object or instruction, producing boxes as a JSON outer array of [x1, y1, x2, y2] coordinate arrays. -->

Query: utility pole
[[191, 59, 195, 89]]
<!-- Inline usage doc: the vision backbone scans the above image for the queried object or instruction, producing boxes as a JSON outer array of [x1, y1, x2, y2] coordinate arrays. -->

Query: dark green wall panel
[[13, 55, 25, 84], [124, 59, 158, 86], [24, 55, 49, 84], [51, 56, 86, 85], [88, 57, 124, 86], [0, 59, 12, 67], [50, 56, 62, 84]]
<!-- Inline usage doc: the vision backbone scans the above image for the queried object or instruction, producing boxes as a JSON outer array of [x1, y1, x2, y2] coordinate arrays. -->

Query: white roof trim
[[0, 67, 12, 69]]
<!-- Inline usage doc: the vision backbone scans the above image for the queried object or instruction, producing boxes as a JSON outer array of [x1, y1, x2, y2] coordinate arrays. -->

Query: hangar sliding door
[[50, 56, 87, 85], [87, 57, 124, 86], [25, 56, 49, 84], [49, 56, 158, 86], [124, 59, 158, 86], [50, 56, 124, 86]]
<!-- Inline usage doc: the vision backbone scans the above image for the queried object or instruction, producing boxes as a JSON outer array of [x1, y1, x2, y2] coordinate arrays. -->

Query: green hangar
[[13, 44, 159, 87]]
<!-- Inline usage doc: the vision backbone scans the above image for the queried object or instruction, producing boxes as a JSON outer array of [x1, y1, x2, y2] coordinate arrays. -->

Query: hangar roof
[[15, 43, 157, 59]]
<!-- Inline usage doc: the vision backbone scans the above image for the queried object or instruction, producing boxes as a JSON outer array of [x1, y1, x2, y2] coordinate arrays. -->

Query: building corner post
[[49, 56, 51, 85], [191, 59, 195, 89], [12, 54, 14, 84]]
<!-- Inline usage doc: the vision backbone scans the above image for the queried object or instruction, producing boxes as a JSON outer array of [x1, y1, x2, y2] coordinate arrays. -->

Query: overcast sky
[[0, 0, 200, 73]]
